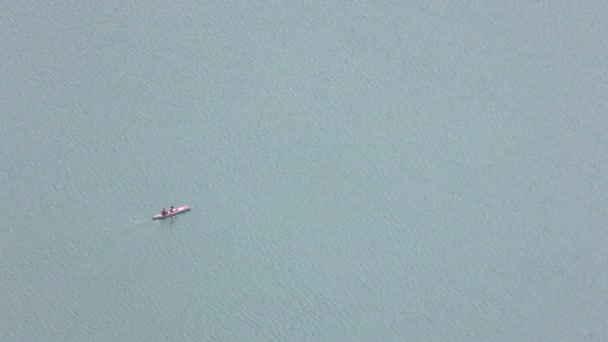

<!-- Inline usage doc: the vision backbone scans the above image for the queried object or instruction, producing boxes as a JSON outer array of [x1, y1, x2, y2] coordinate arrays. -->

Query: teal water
[[1, 1, 607, 341]]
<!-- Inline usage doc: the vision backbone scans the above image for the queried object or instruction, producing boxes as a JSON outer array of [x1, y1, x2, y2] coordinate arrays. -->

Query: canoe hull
[[153, 205, 191, 220]]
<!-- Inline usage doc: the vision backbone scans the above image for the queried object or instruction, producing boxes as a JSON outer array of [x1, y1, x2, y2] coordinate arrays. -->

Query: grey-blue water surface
[[1, 1, 607, 341]]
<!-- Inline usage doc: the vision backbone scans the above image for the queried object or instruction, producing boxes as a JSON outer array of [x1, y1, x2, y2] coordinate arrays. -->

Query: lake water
[[1, 1, 607, 341]]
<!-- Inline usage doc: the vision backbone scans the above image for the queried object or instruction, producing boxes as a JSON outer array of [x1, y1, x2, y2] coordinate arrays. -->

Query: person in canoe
[[161, 208, 168, 216], [170, 206, 175, 212]]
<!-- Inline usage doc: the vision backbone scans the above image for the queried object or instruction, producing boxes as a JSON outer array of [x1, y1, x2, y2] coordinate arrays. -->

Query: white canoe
[[153, 205, 191, 220]]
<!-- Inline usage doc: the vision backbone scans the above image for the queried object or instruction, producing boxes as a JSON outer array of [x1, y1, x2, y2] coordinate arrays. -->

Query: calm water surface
[[1, 1, 607, 341]]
